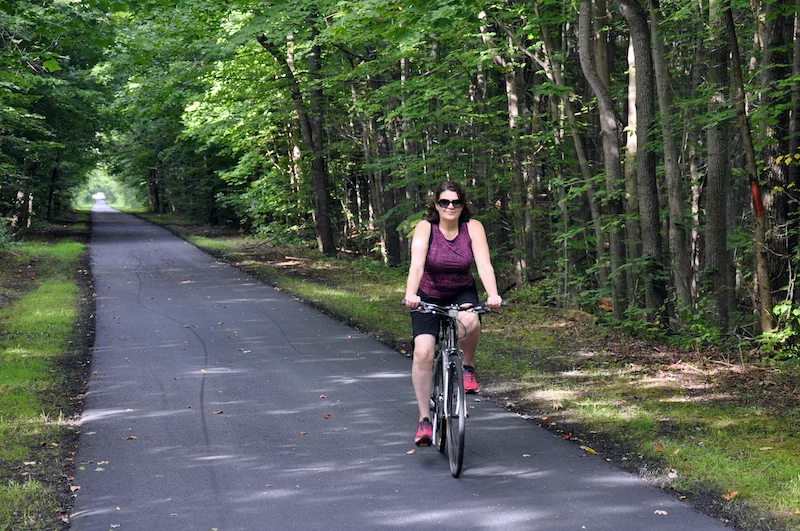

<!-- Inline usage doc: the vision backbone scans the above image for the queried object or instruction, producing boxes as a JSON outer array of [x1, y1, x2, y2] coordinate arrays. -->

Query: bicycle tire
[[430, 352, 446, 452], [446, 360, 466, 477]]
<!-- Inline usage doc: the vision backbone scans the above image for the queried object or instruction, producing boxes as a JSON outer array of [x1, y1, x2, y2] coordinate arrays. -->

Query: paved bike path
[[70, 202, 729, 530]]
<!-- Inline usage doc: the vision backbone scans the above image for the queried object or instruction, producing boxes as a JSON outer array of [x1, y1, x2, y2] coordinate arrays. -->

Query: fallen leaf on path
[[300, 431, 308, 435], [723, 491, 738, 500], [123, 436, 137, 440], [654, 510, 668, 516], [654, 442, 666, 452], [320, 395, 327, 399], [580, 445, 597, 455], [201, 369, 207, 373], [212, 410, 223, 415], [323, 414, 331, 419], [116, 507, 120, 511], [265, 484, 273, 488], [70, 486, 80, 492], [406, 450, 415, 455], [522, 454, 531, 458]]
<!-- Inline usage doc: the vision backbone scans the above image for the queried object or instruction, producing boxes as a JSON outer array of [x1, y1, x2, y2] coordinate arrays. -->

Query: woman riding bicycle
[[404, 181, 502, 446]]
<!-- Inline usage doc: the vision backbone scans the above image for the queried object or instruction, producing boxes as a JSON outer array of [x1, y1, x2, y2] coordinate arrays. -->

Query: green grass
[[0, 480, 61, 531], [0, 237, 86, 529]]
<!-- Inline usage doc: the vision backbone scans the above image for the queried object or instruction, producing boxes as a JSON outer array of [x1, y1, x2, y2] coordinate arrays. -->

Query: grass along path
[[141, 212, 800, 530], [0, 216, 92, 530]]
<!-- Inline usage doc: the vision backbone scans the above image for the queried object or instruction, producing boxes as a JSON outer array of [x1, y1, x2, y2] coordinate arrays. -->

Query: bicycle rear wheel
[[446, 360, 466, 477], [430, 353, 446, 452]]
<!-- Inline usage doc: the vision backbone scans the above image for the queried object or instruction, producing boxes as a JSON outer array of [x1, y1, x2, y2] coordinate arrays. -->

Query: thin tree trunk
[[649, 0, 692, 318], [687, 10, 705, 307], [624, 39, 641, 306], [723, 2, 773, 332], [579, 0, 627, 319]]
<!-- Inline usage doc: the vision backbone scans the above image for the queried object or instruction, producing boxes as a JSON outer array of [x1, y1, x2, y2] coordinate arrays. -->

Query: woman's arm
[[468, 219, 502, 308], [404, 220, 432, 308]]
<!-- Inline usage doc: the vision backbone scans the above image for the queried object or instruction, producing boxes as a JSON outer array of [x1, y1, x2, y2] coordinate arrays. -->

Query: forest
[[2, 0, 799, 355]]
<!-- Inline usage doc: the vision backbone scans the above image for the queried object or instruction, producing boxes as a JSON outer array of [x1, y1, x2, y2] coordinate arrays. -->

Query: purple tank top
[[419, 223, 474, 298]]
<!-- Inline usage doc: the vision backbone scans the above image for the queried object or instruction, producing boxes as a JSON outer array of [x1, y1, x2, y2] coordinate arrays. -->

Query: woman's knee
[[413, 335, 436, 365], [458, 312, 480, 336]]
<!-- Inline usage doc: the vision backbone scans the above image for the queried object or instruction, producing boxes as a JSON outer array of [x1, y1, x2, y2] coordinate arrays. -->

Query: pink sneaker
[[415, 418, 433, 446], [463, 366, 480, 394]]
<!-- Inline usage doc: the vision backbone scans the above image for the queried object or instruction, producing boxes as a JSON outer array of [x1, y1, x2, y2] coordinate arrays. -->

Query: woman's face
[[435, 190, 463, 220]]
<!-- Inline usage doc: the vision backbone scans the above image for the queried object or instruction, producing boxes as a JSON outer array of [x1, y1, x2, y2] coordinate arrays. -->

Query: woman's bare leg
[[412, 334, 436, 420]]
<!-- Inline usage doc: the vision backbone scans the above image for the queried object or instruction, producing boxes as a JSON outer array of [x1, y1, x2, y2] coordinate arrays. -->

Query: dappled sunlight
[[524, 388, 578, 402], [659, 393, 733, 403]]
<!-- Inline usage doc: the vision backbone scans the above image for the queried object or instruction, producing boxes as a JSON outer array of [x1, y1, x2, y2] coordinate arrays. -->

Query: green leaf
[[43, 59, 62, 72]]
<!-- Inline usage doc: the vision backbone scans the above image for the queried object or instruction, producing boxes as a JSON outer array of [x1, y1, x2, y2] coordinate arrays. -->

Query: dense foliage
[[4, 0, 799, 354], [0, 0, 114, 229]]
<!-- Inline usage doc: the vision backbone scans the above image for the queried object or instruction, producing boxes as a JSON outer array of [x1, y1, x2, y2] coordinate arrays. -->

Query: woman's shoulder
[[465, 219, 487, 239], [413, 219, 433, 237], [466, 218, 485, 231]]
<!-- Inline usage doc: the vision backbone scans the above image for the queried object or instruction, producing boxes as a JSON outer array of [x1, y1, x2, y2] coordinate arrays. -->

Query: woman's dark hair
[[425, 180, 472, 224]]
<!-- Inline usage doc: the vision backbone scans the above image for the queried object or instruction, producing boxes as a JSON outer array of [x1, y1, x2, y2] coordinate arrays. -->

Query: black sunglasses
[[437, 199, 464, 208]]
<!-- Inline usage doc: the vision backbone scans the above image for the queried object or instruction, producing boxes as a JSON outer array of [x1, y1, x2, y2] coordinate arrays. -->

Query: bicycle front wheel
[[446, 360, 466, 477]]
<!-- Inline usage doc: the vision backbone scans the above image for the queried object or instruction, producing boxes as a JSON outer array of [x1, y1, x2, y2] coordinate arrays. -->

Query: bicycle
[[404, 300, 497, 477]]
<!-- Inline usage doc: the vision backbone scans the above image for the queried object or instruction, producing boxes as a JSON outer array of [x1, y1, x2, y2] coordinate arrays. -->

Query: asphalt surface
[[70, 201, 730, 530]]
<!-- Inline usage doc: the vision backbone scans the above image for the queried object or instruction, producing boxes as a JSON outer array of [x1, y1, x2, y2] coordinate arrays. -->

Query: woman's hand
[[487, 295, 502, 309], [405, 294, 421, 309]]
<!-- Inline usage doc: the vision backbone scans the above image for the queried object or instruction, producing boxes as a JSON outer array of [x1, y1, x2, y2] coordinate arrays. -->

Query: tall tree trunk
[[649, 0, 692, 318], [624, 39, 642, 306], [306, 27, 337, 255], [705, 0, 733, 331], [688, 12, 705, 307], [723, 2, 773, 332], [257, 32, 336, 256], [579, 0, 628, 319], [618, 0, 666, 316], [760, 0, 793, 300]]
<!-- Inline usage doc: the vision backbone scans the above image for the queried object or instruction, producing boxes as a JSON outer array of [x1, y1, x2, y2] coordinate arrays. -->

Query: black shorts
[[411, 282, 480, 339]]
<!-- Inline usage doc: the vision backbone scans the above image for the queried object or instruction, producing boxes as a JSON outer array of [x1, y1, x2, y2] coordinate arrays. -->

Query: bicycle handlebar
[[401, 299, 506, 315]]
